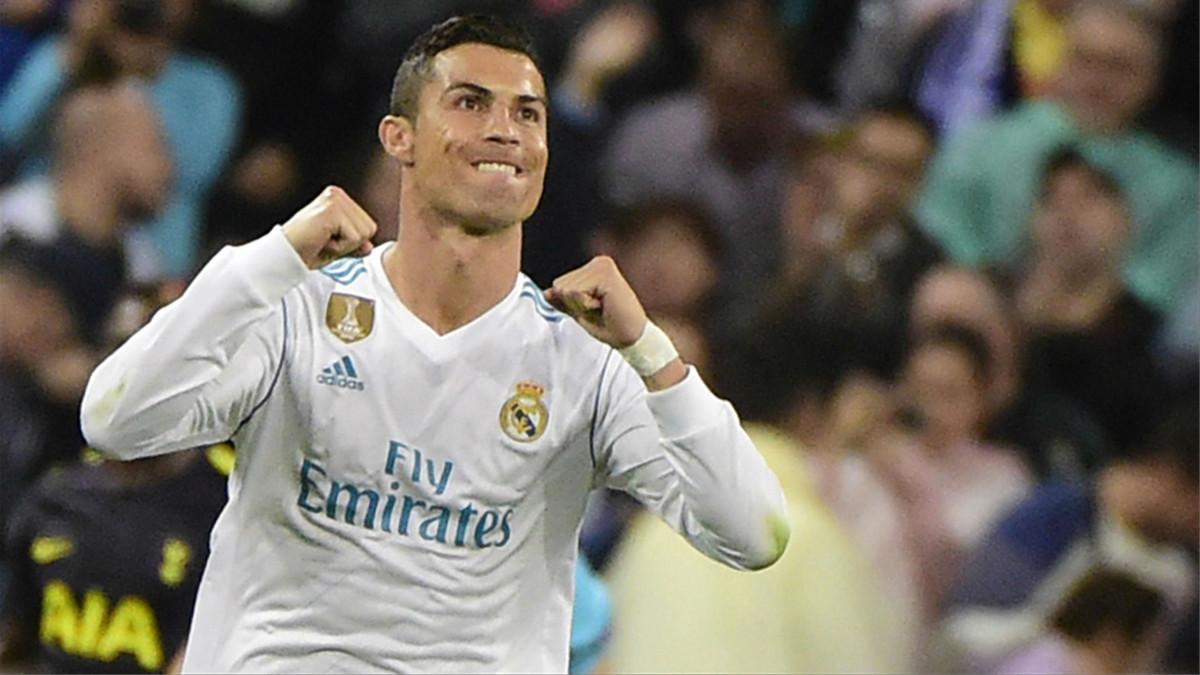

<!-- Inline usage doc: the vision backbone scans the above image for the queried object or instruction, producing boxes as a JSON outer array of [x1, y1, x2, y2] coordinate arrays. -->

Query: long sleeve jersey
[[80, 227, 789, 673]]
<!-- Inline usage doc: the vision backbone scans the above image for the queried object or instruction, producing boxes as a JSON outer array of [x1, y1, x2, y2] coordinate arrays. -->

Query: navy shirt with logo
[[2, 447, 230, 673]]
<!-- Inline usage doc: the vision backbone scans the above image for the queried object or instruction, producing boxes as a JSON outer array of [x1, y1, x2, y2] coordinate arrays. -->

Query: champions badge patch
[[325, 293, 375, 343], [500, 381, 549, 443]]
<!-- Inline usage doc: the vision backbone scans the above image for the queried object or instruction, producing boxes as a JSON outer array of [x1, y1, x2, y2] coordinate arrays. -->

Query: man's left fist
[[544, 256, 647, 348]]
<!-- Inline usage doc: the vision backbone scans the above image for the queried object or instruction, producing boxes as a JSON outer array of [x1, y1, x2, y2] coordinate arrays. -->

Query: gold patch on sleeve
[[326, 293, 375, 343]]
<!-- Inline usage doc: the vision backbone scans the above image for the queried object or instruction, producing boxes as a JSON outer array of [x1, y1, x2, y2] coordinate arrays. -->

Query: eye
[[519, 106, 542, 123], [456, 95, 483, 112]]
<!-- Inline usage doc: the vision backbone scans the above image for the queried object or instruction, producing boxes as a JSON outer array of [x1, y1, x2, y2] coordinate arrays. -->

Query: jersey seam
[[231, 297, 289, 437], [589, 349, 615, 471]]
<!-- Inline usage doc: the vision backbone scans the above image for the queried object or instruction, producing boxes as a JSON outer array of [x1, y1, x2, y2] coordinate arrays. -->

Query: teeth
[[475, 162, 517, 175]]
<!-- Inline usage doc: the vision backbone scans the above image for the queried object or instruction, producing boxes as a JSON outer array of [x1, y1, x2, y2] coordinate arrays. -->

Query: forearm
[[642, 368, 790, 570], [81, 227, 306, 457]]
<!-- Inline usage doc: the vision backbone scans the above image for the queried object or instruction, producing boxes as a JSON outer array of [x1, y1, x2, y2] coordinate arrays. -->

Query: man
[[916, 1, 1198, 313], [0, 0, 240, 277], [0, 81, 173, 339], [1014, 148, 1169, 450], [80, 15, 788, 673]]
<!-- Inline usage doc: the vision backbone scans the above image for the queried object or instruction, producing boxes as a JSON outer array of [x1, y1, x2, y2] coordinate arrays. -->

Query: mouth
[[471, 160, 523, 177]]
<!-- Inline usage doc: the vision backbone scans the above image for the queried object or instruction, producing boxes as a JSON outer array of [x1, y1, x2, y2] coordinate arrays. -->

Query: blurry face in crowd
[[109, 88, 173, 221], [910, 267, 1019, 409], [614, 213, 719, 317], [1032, 162, 1130, 276], [1056, 7, 1161, 133], [831, 113, 932, 227], [1104, 458, 1200, 546], [389, 43, 549, 234], [700, 29, 790, 170], [0, 268, 76, 367], [900, 341, 989, 452]]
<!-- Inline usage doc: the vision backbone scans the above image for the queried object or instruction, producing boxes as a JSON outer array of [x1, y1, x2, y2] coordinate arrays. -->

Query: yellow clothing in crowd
[[604, 424, 911, 673]]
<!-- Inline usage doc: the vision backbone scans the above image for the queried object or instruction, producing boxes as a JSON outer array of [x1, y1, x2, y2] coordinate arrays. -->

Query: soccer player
[[80, 14, 789, 672]]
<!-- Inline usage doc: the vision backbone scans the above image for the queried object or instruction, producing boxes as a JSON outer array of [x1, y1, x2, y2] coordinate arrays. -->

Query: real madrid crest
[[325, 293, 375, 343], [500, 381, 549, 443]]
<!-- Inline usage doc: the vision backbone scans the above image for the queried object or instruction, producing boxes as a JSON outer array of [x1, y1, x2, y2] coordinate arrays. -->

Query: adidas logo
[[317, 356, 365, 391]]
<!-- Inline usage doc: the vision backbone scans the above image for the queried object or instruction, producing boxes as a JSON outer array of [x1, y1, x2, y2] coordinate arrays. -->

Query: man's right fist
[[282, 186, 378, 269]]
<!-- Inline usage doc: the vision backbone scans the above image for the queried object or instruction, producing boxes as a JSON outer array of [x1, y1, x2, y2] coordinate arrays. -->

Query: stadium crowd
[[0, 0, 1196, 672]]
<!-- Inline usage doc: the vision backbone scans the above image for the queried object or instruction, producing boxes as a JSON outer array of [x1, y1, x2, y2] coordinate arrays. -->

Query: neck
[[56, 168, 121, 246], [383, 196, 522, 335]]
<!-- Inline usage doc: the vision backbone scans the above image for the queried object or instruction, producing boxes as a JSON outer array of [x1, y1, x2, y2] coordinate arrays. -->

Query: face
[[0, 269, 76, 366], [617, 215, 719, 316], [911, 268, 1020, 405], [1032, 164, 1130, 274], [1104, 459, 1200, 546], [901, 342, 988, 452], [383, 43, 548, 234], [832, 114, 932, 226], [701, 29, 790, 168], [109, 90, 173, 219], [1056, 9, 1160, 133]]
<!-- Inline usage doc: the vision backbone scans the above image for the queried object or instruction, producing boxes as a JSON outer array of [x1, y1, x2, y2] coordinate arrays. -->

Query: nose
[[483, 107, 519, 146]]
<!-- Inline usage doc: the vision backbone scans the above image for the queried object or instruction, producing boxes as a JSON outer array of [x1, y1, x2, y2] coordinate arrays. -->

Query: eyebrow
[[444, 82, 547, 109]]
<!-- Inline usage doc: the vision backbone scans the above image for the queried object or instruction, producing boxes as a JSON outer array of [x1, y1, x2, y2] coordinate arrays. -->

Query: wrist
[[618, 320, 679, 377]]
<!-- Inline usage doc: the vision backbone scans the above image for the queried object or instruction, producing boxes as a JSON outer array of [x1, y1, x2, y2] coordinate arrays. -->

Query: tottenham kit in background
[[81, 228, 788, 673]]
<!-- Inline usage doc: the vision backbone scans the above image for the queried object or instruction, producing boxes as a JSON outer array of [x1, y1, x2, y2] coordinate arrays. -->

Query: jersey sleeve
[[590, 354, 789, 571], [80, 227, 309, 460]]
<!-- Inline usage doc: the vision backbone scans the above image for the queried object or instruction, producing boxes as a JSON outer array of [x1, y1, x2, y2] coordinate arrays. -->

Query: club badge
[[500, 381, 549, 443]]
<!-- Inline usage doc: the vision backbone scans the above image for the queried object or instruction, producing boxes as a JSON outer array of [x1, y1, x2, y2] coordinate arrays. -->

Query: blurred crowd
[[0, 0, 1196, 673]]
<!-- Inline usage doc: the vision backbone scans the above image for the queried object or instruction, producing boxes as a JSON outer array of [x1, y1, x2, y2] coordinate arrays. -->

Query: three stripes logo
[[317, 355, 366, 391], [320, 258, 368, 285]]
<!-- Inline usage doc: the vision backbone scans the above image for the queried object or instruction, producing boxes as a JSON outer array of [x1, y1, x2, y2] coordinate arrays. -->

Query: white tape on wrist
[[618, 320, 679, 377]]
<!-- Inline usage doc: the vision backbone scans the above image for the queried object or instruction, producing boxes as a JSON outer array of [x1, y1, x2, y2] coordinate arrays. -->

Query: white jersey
[[80, 227, 789, 673]]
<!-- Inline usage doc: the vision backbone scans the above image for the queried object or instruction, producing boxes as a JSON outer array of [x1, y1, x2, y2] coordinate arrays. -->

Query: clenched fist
[[283, 186, 378, 269], [546, 256, 686, 390], [544, 256, 647, 348]]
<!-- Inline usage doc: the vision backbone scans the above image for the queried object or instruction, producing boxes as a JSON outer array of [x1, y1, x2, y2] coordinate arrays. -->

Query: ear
[[378, 115, 415, 166]]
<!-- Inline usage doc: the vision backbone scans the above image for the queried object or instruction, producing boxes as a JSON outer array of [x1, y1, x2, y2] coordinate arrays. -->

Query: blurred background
[[0, 0, 1196, 673]]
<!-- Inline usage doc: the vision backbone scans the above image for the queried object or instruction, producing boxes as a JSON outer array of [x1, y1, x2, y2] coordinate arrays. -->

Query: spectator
[[750, 105, 941, 372], [601, 0, 830, 321], [915, 0, 1076, 135], [0, 280, 226, 674], [1014, 147, 1169, 449], [722, 326, 926, 666], [911, 266, 1109, 481], [591, 198, 721, 325], [604, 422, 911, 673], [0, 82, 172, 338], [0, 241, 88, 582], [185, 0, 342, 251], [996, 568, 1164, 675], [0, 446, 231, 673], [934, 401, 1198, 672], [524, 1, 659, 286], [0, 0, 241, 277], [916, 1, 1198, 313], [867, 324, 1033, 619]]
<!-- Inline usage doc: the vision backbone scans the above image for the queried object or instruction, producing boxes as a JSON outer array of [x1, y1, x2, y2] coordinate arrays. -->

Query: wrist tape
[[618, 320, 679, 377]]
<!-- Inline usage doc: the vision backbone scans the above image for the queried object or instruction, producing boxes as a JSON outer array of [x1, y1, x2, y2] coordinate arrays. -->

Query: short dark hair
[[389, 14, 540, 121], [606, 198, 725, 264], [1051, 567, 1163, 644], [1041, 146, 1125, 202], [910, 322, 993, 386]]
